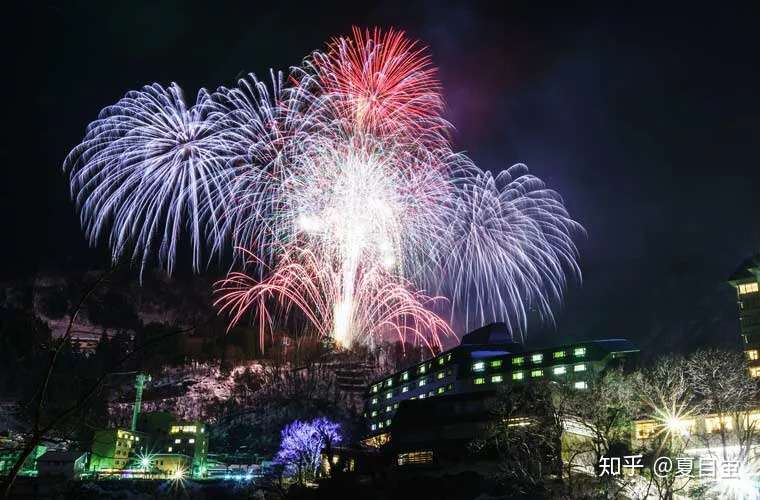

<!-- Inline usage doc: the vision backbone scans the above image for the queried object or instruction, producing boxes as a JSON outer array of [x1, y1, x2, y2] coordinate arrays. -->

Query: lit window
[[751, 367, 760, 378], [428, 390, 434, 397], [386, 379, 393, 387], [418, 378, 427, 387], [446, 353, 452, 361], [573, 347, 586, 357], [574, 364, 586, 372], [397, 451, 433, 466], [472, 361, 485, 372], [436, 371, 444, 380], [168, 446, 172, 452], [371, 424, 377, 431], [531, 354, 543, 363], [201, 428, 204, 433], [418, 365, 426, 374], [739, 282, 759, 294], [437, 386, 445, 394], [512, 372, 524, 381], [491, 375, 503, 383], [474, 377, 486, 385], [385, 391, 393, 399], [418, 394, 425, 399], [189, 439, 195, 444], [438, 357, 444, 365], [371, 410, 378, 417], [531, 369, 543, 378], [378, 422, 384, 429], [512, 356, 524, 365], [385, 419, 391, 426], [394, 403, 399, 408], [402, 372, 409, 381], [372, 385, 379, 393], [371, 397, 378, 405], [553, 351, 565, 359], [135, 437, 140, 442], [574, 381, 588, 390], [747, 350, 759, 361], [386, 405, 391, 412], [174, 439, 181, 444], [553, 366, 566, 375], [491, 360, 502, 368], [401, 386, 409, 393]]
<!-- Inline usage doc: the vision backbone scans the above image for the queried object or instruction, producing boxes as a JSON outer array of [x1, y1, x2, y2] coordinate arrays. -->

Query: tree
[[275, 417, 342, 484]]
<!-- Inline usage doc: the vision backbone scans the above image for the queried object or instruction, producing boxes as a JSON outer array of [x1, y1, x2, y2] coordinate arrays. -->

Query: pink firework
[[214, 247, 451, 352], [311, 27, 448, 139]]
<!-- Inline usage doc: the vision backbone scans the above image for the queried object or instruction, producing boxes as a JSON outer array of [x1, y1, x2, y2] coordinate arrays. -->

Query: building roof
[[38, 451, 86, 462], [729, 254, 760, 283], [460, 323, 514, 345]]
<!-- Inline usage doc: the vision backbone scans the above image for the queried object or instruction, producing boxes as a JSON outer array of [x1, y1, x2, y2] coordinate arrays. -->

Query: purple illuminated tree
[[275, 417, 342, 483]]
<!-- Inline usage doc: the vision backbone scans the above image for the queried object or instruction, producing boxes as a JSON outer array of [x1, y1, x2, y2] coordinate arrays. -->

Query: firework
[[65, 27, 583, 350], [64, 83, 230, 275]]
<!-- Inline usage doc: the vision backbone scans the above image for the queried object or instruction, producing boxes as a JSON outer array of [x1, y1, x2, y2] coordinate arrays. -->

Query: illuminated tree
[[275, 417, 342, 484]]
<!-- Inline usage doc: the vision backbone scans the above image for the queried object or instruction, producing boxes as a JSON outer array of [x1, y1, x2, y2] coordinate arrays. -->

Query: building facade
[[90, 428, 147, 474], [728, 256, 760, 377], [363, 323, 639, 439], [166, 421, 209, 478]]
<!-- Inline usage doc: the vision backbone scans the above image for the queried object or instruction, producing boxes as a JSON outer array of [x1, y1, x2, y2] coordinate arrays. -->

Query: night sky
[[4, 2, 760, 357]]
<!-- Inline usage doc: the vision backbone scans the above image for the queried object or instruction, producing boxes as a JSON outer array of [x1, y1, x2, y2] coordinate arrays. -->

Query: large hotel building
[[363, 323, 640, 441]]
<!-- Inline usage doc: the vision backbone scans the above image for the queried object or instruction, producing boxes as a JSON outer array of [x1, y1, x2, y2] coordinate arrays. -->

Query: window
[[574, 364, 586, 372], [747, 350, 759, 361], [418, 365, 426, 374], [573, 347, 586, 357], [436, 371, 445, 379], [574, 381, 588, 390], [371, 424, 377, 431], [385, 391, 393, 399], [512, 356, 524, 365], [474, 377, 486, 385], [530, 369, 543, 378], [491, 359, 502, 368], [168, 447, 173, 452], [491, 375, 503, 383], [531, 353, 543, 363], [385, 379, 393, 387], [174, 439, 181, 444], [512, 371, 524, 381], [553, 351, 566, 359], [446, 353, 452, 361], [402, 385, 409, 393], [472, 361, 485, 372], [386, 405, 392, 412], [397, 451, 433, 466], [188, 439, 195, 444], [751, 367, 760, 378], [418, 394, 425, 399], [371, 410, 378, 417], [438, 357, 445, 366], [386, 419, 391, 426], [378, 422, 384, 429], [371, 385, 379, 393], [402, 372, 409, 381], [437, 386, 445, 394], [418, 378, 427, 387], [739, 282, 759, 294], [553, 366, 566, 375], [371, 397, 378, 405]]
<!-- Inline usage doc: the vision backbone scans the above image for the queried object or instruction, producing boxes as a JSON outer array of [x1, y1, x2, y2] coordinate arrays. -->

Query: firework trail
[[65, 27, 583, 350]]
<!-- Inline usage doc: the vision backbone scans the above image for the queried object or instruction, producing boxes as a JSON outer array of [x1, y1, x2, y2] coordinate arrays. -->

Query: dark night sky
[[4, 2, 760, 357]]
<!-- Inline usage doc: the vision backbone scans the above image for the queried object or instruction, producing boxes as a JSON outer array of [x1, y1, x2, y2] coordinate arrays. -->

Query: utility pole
[[131, 373, 151, 432]]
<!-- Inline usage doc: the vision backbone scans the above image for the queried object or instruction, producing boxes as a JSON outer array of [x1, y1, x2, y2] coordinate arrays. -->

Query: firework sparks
[[65, 27, 583, 350]]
